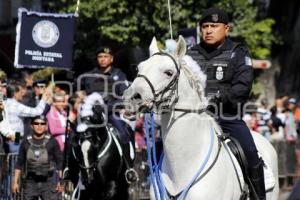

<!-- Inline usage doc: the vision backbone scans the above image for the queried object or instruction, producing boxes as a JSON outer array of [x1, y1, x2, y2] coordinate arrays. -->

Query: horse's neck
[[160, 112, 220, 189], [161, 112, 219, 159], [161, 66, 215, 154], [159, 71, 221, 188], [175, 66, 206, 110]]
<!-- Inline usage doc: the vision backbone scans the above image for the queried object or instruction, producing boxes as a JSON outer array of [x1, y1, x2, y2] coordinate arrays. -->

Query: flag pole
[[75, 0, 80, 17], [167, 0, 173, 39]]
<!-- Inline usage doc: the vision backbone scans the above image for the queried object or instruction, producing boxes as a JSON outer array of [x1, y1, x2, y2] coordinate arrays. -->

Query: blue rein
[[145, 113, 165, 199], [144, 112, 215, 200]]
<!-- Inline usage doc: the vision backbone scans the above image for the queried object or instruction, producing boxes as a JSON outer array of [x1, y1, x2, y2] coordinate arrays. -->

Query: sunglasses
[[32, 122, 46, 126]]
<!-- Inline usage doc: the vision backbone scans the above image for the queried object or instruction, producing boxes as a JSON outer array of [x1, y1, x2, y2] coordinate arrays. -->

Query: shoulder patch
[[245, 56, 252, 66]]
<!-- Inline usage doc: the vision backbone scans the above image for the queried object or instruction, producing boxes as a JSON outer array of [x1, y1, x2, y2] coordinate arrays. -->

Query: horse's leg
[[67, 149, 80, 184], [103, 181, 118, 200], [117, 174, 130, 200], [79, 189, 92, 200], [102, 178, 129, 200]]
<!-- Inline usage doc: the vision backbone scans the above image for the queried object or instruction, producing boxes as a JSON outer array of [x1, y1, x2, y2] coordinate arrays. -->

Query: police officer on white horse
[[81, 46, 131, 144], [188, 7, 266, 200]]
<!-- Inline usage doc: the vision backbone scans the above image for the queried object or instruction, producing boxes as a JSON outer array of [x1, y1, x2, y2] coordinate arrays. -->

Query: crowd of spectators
[[0, 52, 299, 198], [243, 96, 300, 191], [0, 69, 75, 155], [0, 46, 146, 199]]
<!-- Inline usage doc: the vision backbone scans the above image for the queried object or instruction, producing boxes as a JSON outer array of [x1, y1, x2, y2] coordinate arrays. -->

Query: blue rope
[[176, 125, 215, 200], [145, 113, 160, 200], [146, 113, 215, 200], [151, 113, 167, 199]]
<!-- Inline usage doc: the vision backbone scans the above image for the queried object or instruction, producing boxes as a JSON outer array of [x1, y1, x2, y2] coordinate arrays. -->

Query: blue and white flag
[[14, 8, 76, 69]]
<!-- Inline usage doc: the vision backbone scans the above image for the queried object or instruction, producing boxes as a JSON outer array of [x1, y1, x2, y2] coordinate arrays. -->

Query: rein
[[138, 52, 206, 114], [145, 112, 221, 200], [72, 126, 123, 171], [173, 108, 207, 114]]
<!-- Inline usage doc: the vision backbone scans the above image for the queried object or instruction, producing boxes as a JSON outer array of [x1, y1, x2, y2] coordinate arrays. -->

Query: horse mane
[[79, 92, 104, 118], [76, 92, 105, 133], [180, 55, 208, 108], [182, 55, 207, 89]]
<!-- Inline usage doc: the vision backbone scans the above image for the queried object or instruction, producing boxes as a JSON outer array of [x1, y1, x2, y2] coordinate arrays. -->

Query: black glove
[[208, 91, 221, 105]]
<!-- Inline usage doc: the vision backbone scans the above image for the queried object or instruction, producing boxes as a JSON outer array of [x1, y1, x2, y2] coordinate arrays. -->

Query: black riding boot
[[249, 159, 266, 200]]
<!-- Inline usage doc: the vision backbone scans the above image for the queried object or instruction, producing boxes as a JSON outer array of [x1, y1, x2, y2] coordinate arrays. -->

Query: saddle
[[222, 134, 276, 195]]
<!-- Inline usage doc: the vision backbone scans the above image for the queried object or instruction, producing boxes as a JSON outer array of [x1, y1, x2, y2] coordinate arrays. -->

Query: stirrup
[[125, 168, 139, 184]]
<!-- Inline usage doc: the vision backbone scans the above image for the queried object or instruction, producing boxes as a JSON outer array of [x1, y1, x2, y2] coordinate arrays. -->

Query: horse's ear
[[175, 35, 187, 58], [149, 37, 159, 56]]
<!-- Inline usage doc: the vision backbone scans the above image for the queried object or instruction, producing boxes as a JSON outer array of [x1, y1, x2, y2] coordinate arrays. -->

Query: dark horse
[[67, 96, 136, 200]]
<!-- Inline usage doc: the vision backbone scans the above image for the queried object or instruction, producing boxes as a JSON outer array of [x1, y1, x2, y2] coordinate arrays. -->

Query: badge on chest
[[216, 66, 224, 80]]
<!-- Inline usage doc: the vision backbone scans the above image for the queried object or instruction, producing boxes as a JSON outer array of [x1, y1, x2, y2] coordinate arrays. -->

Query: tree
[[43, 0, 277, 66], [215, 0, 277, 59]]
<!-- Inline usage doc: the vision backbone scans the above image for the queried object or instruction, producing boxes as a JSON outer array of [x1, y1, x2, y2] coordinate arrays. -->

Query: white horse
[[123, 36, 279, 200]]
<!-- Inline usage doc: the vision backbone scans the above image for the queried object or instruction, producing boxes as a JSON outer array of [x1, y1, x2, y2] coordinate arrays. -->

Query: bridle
[[137, 52, 207, 114], [72, 129, 102, 170], [72, 125, 124, 177], [137, 52, 180, 109]]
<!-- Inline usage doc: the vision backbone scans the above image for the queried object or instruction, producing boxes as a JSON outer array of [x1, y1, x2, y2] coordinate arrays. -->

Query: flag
[[14, 8, 76, 69]]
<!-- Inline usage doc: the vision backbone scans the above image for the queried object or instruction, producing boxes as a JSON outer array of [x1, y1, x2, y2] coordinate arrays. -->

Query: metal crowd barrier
[[0, 153, 21, 200], [129, 149, 150, 200], [0, 150, 150, 200]]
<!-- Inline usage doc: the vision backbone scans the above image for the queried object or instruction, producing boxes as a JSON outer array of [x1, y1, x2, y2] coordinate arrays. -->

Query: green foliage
[[43, 0, 278, 62], [215, 0, 277, 58], [251, 80, 265, 98]]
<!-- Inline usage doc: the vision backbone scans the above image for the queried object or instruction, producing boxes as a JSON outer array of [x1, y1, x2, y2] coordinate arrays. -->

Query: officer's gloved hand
[[208, 91, 221, 106], [207, 91, 222, 116]]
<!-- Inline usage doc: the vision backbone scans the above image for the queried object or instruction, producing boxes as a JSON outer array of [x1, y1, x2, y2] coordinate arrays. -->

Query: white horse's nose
[[123, 88, 142, 102], [132, 93, 142, 101]]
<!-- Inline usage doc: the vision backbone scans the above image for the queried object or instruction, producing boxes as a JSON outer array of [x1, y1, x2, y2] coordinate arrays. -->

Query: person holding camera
[[0, 78, 14, 152], [12, 115, 63, 200], [4, 81, 52, 153]]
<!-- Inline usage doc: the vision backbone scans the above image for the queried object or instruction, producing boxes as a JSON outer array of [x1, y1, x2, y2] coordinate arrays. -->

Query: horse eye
[[164, 70, 174, 77]]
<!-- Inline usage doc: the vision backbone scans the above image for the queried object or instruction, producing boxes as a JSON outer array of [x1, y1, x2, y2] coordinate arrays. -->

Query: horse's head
[[123, 36, 207, 113], [75, 126, 107, 186], [123, 36, 186, 112], [74, 93, 108, 185]]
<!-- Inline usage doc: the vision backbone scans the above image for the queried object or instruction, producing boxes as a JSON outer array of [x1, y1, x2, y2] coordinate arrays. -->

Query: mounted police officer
[[80, 46, 137, 182], [187, 7, 266, 200], [12, 115, 63, 200], [81, 46, 131, 144]]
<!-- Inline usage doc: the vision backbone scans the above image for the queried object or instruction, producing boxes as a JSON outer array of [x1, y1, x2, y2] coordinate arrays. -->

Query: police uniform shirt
[[188, 38, 253, 114], [15, 134, 63, 172], [82, 66, 128, 96]]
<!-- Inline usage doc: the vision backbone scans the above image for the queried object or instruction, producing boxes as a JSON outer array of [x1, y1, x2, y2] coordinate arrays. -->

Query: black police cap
[[33, 79, 47, 88], [31, 115, 47, 124], [96, 46, 113, 56], [200, 8, 229, 25]]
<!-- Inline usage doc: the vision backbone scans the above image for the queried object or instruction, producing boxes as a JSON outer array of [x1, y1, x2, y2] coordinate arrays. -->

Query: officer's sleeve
[[115, 71, 129, 97], [220, 46, 253, 108]]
